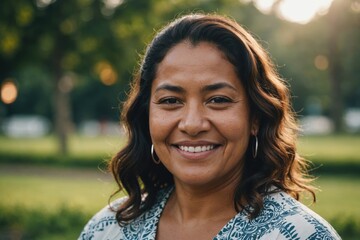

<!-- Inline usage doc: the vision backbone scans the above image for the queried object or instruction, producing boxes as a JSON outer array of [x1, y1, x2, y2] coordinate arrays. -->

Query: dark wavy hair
[[109, 13, 315, 224]]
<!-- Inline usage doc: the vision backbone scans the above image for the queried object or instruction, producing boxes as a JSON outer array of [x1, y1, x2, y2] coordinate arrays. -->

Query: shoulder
[[258, 191, 341, 239], [78, 187, 173, 240], [78, 197, 127, 240], [220, 191, 341, 240]]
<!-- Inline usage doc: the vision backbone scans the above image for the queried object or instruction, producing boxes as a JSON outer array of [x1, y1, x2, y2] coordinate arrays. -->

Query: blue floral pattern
[[79, 188, 341, 240]]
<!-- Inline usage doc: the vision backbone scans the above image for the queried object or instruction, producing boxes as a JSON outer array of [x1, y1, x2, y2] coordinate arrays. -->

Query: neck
[[168, 180, 238, 223]]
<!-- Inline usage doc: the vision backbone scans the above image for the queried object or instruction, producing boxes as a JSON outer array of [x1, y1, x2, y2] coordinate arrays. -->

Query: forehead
[[154, 41, 239, 81], [160, 41, 228, 68], [152, 41, 246, 96]]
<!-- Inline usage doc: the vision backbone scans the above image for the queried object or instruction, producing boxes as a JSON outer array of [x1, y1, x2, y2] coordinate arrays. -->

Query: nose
[[178, 102, 210, 136]]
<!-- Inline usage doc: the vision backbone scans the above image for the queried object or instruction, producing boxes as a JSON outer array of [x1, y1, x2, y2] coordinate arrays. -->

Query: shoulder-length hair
[[109, 13, 315, 224]]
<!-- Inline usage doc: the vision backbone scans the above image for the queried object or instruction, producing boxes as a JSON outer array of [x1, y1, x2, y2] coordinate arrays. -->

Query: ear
[[251, 116, 260, 136]]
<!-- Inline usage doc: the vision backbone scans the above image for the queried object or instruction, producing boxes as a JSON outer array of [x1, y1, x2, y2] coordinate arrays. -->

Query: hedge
[[0, 152, 359, 175]]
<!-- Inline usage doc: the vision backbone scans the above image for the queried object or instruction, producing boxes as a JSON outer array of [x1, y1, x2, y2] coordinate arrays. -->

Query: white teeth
[[179, 145, 214, 153]]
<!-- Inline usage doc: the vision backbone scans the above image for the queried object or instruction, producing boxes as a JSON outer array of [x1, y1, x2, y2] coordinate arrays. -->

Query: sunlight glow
[[253, 0, 275, 14], [253, 0, 334, 24], [278, 0, 334, 24], [103, 0, 124, 9], [36, 0, 56, 8]]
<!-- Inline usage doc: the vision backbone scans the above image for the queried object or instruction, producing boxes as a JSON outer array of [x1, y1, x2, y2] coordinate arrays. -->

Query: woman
[[79, 14, 340, 239]]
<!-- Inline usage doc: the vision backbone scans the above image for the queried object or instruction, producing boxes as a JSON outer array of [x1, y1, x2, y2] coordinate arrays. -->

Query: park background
[[0, 0, 359, 239]]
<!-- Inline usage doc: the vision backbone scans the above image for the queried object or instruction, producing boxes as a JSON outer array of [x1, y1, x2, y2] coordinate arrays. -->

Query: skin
[[149, 41, 258, 240]]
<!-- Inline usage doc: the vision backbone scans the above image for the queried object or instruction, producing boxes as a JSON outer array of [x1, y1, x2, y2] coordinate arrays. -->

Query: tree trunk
[[327, 8, 344, 133], [53, 55, 73, 155], [54, 78, 72, 155]]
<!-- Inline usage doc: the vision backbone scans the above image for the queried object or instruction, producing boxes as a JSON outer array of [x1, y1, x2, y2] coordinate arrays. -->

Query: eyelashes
[[154, 96, 235, 106], [207, 96, 233, 104], [156, 97, 181, 105]]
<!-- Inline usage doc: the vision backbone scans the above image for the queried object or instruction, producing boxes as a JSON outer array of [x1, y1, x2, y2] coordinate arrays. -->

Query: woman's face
[[149, 41, 257, 189]]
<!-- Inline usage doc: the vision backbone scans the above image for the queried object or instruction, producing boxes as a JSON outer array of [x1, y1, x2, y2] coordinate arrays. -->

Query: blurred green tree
[[0, 0, 156, 154], [325, 0, 360, 131], [0, 0, 359, 156]]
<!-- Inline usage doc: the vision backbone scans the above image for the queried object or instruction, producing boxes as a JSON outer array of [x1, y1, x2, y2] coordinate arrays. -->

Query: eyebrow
[[154, 84, 185, 93], [201, 82, 238, 93], [154, 82, 237, 94]]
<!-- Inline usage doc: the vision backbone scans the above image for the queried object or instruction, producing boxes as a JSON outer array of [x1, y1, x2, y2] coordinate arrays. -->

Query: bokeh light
[[253, 0, 274, 14], [351, 1, 360, 13], [314, 55, 329, 70], [95, 61, 118, 86], [0, 31, 20, 56], [1, 80, 18, 104]]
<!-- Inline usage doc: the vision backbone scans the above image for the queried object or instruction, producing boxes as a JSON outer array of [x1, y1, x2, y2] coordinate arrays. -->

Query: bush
[[0, 205, 90, 239], [1, 152, 359, 176], [0, 152, 108, 168], [331, 216, 360, 239], [0, 204, 359, 239]]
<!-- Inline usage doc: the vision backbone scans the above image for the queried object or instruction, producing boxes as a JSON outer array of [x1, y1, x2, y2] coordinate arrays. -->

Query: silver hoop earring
[[252, 135, 258, 159], [151, 144, 161, 164]]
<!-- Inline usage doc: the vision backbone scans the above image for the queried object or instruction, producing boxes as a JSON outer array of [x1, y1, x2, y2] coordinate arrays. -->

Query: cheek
[[215, 115, 251, 141], [220, 117, 251, 163], [225, 129, 250, 147], [149, 108, 160, 141], [149, 107, 176, 143]]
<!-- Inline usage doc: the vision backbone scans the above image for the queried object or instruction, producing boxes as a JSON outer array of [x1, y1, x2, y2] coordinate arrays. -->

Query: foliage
[[0, 0, 358, 155], [331, 216, 360, 239], [1, 0, 359, 123], [0, 205, 90, 239], [1, 151, 359, 175], [0, 152, 104, 167]]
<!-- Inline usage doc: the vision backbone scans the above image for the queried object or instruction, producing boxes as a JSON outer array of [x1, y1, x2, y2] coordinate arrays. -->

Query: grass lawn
[[0, 134, 125, 158], [0, 165, 119, 213], [0, 134, 359, 163], [0, 165, 359, 221], [310, 175, 360, 221], [298, 134, 360, 163], [0, 134, 359, 238], [0, 165, 359, 239]]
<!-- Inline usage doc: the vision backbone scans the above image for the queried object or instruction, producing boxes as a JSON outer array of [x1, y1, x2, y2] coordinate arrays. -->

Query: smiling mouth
[[177, 145, 218, 153]]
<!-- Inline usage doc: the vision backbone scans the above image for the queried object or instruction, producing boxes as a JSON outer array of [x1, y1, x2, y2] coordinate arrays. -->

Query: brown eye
[[208, 96, 232, 104], [159, 97, 181, 105]]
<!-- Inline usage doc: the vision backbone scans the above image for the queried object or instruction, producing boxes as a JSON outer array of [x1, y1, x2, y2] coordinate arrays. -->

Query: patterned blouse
[[79, 187, 341, 239]]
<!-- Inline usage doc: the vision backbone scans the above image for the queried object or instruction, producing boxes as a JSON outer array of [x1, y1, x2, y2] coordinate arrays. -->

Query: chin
[[173, 170, 220, 188]]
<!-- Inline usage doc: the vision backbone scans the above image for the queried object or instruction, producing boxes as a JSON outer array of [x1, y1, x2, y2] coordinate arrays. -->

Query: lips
[[173, 140, 221, 155]]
